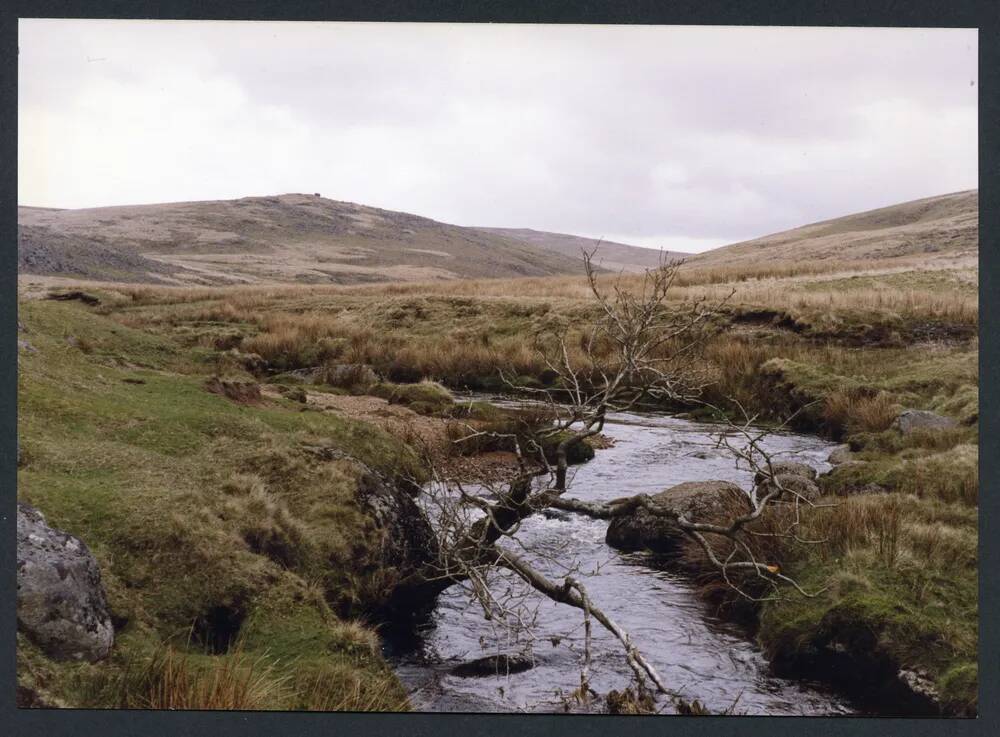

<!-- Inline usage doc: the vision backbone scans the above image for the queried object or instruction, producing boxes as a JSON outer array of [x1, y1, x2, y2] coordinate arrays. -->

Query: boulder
[[17, 503, 114, 662], [827, 445, 854, 466], [354, 469, 439, 617], [757, 473, 821, 503], [753, 461, 817, 485], [451, 653, 534, 677], [898, 668, 941, 709], [18, 339, 37, 354], [893, 409, 957, 435], [606, 480, 749, 553]]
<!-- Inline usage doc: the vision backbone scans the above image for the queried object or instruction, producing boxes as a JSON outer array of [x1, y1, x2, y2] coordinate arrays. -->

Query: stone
[[753, 461, 817, 485], [757, 473, 821, 503], [827, 445, 854, 465], [606, 480, 749, 553], [45, 290, 100, 306], [898, 668, 940, 705], [451, 653, 535, 677], [17, 503, 114, 662], [893, 409, 957, 435]]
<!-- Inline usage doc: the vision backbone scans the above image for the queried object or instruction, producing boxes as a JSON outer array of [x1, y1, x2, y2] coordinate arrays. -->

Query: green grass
[[22, 280, 979, 714], [17, 299, 419, 710], [757, 493, 978, 715], [371, 379, 455, 415]]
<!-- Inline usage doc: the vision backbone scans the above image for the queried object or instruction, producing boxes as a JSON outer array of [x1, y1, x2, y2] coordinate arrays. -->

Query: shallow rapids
[[386, 399, 857, 715]]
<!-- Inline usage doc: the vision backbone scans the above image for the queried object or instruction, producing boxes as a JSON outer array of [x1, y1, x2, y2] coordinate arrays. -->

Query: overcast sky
[[19, 21, 977, 252]]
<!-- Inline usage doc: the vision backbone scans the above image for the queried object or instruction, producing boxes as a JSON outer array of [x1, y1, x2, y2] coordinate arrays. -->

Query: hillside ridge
[[690, 190, 978, 267]]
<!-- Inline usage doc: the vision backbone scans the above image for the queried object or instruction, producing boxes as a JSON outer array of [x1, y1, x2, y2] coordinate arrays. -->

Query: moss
[[931, 384, 979, 425], [938, 663, 978, 716], [371, 380, 454, 415], [820, 444, 977, 505], [539, 430, 597, 465], [756, 492, 978, 715]]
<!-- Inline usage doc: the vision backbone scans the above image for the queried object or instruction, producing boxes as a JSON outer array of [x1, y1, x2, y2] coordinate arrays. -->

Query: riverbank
[[16, 297, 428, 709], [17, 266, 978, 714], [386, 405, 856, 715], [15, 295, 597, 709]]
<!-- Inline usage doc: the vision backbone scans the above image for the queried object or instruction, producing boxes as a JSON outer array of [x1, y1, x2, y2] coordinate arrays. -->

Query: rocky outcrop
[[354, 470, 439, 618], [17, 503, 114, 662], [893, 409, 957, 435], [606, 480, 749, 553]]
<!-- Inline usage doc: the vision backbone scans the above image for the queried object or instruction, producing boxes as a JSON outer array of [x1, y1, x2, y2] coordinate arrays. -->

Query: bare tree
[[395, 251, 825, 710]]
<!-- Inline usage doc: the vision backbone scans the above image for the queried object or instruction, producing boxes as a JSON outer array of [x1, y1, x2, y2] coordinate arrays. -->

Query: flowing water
[[386, 398, 857, 715]]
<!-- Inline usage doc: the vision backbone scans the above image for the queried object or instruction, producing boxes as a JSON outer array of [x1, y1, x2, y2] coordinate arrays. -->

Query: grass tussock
[[823, 391, 899, 436], [219, 474, 311, 568], [118, 645, 288, 710]]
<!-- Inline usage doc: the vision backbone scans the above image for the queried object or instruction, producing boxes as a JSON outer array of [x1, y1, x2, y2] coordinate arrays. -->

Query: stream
[[385, 397, 858, 715]]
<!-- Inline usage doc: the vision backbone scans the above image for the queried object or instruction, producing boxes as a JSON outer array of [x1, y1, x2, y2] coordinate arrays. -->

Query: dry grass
[[219, 474, 311, 568], [120, 645, 289, 710], [806, 495, 905, 567], [87, 255, 977, 327], [297, 668, 408, 712], [823, 391, 899, 435]]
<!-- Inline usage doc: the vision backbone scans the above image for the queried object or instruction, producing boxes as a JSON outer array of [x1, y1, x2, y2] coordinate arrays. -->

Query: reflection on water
[[387, 398, 855, 715]]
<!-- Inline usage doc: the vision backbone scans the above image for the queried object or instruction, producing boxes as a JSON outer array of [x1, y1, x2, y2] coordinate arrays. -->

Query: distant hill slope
[[690, 190, 978, 267], [17, 194, 588, 286], [477, 228, 688, 273]]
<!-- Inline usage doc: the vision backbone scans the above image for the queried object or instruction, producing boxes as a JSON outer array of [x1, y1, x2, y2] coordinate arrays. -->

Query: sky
[[18, 21, 977, 253]]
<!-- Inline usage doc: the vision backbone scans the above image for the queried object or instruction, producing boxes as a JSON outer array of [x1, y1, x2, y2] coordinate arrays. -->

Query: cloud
[[18, 20, 977, 252]]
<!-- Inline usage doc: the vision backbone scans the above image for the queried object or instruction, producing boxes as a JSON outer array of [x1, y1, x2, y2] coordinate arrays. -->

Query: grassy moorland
[[16, 297, 428, 710], [17, 255, 978, 713]]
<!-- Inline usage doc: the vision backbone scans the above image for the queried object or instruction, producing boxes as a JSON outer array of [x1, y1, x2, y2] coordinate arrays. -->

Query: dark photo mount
[[2, 2, 997, 737]]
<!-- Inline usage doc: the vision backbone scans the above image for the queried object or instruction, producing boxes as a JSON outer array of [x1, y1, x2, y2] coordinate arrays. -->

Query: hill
[[689, 190, 978, 268], [17, 194, 588, 286], [477, 228, 687, 273]]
